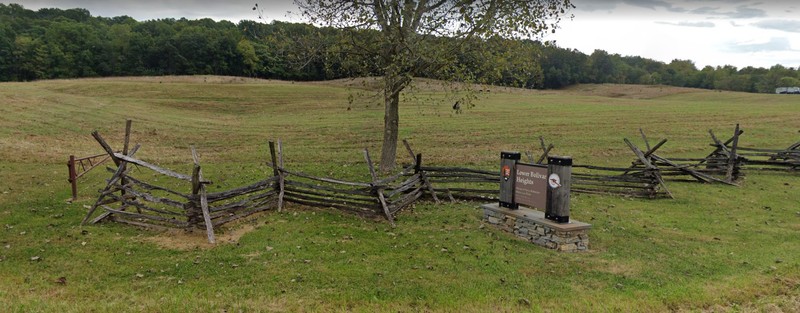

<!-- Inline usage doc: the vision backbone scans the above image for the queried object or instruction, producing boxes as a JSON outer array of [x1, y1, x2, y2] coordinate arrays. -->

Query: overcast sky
[[9, 0, 800, 69]]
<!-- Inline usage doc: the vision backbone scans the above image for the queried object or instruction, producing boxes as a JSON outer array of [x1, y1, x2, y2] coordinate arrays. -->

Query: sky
[[8, 0, 800, 69]]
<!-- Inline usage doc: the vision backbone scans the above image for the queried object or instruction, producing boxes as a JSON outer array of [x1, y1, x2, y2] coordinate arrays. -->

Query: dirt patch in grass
[[143, 223, 259, 250], [593, 259, 644, 276]]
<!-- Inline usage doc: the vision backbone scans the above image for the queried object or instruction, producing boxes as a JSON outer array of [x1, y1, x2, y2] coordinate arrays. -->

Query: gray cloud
[[656, 21, 716, 27], [753, 19, 800, 33], [726, 6, 768, 18], [573, 0, 620, 12], [689, 5, 767, 19], [623, 0, 687, 12], [686, 0, 750, 2], [727, 37, 795, 53], [574, 0, 769, 18], [685, 0, 752, 4], [690, 7, 722, 14]]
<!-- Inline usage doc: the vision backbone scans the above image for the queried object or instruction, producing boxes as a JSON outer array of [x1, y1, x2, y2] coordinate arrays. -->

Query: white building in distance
[[775, 87, 800, 94]]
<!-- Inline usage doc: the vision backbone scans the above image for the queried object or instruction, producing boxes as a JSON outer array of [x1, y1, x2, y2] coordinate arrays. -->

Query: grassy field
[[0, 76, 798, 312]]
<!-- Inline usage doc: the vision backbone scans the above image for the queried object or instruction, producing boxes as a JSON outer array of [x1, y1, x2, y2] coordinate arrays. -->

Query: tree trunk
[[379, 86, 400, 172]]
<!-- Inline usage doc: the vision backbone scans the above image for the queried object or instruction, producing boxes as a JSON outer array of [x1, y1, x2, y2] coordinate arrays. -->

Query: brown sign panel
[[514, 163, 548, 210]]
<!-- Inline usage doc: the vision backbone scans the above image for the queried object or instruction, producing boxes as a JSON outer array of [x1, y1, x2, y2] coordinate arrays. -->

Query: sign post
[[499, 151, 520, 209], [545, 156, 572, 223]]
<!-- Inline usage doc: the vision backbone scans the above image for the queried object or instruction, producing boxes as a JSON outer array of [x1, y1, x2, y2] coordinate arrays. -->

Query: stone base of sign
[[481, 203, 591, 252]]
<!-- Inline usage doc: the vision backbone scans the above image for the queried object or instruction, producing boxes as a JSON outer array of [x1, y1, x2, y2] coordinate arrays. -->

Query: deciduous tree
[[290, 0, 574, 171]]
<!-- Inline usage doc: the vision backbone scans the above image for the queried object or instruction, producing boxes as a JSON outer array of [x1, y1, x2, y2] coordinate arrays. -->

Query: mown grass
[[0, 77, 798, 312]]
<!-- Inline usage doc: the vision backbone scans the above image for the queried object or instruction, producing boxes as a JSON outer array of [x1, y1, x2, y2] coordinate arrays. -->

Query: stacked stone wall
[[483, 205, 590, 252]]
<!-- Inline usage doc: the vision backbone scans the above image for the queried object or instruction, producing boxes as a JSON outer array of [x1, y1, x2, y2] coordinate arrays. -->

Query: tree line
[[2, 3, 799, 93]]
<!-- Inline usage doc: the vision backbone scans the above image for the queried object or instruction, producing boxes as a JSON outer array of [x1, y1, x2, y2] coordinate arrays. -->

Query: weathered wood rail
[[266, 142, 429, 227], [83, 122, 429, 241], [738, 144, 800, 171], [724, 134, 799, 172], [417, 166, 499, 201], [407, 138, 670, 200], [569, 136, 673, 199], [633, 125, 797, 187], [622, 127, 744, 187], [81, 124, 282, 243], [571, 165, 670, 199], [81, 121, 795, 243]]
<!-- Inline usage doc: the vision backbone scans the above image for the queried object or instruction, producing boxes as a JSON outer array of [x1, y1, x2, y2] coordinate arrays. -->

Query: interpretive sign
[[514, 163, 548, 210]]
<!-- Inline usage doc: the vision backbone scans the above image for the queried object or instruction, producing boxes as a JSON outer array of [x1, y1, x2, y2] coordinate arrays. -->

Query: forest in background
[[2, 3, 799, 93]]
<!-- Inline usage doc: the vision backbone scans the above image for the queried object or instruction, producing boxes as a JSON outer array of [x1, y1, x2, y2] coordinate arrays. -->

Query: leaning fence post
[[402, 139, 439, 203], [402, 139, 416, 164], [726, 124, 740, 183], [536, 137, 555, 164], [191, 147, 215, 244], [417, 153, 440, 204], [365, 148, 395, 227], [269, 140, 285, 212], [277, 140, 285, 211], [546, 156, 572, 223], [68, 155, 78, 201], [122, 120, 139, 212], [91, 131, 121, 166]]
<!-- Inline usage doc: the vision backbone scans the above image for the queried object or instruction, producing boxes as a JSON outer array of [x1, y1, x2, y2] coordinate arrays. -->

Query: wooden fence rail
[[82, 121, 283, 243], [730, 141, 799, 172], [67, 153, 112, 200], [81, 121, 795, 243]]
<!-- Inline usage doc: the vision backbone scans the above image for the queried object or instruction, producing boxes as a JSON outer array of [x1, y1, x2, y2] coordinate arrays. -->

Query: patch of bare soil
[[143, 223, 259, 250], [592, 259, 643, 276]]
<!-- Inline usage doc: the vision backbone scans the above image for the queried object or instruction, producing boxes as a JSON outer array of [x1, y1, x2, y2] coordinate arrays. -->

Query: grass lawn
[[0, 76, 798, 312]]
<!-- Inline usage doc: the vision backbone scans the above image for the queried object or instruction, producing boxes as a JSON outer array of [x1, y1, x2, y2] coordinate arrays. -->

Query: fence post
[[191, 147, 215, 244], [68, 155, 77, 201], [277, 140, 285, 211], [546, 156, 572, 223], [726, 124, 740, 183], [269, 140, 286, 212], [365, 148, 395, 227]]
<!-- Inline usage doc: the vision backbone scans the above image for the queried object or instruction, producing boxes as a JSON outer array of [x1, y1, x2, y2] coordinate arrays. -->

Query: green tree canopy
[[291, 0, 575, 171]]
